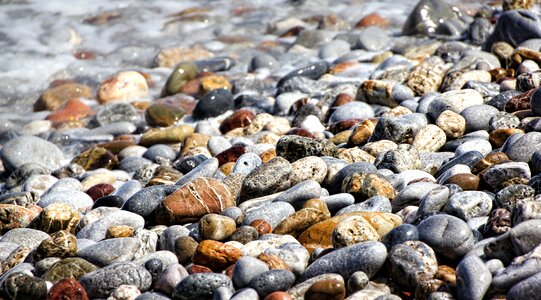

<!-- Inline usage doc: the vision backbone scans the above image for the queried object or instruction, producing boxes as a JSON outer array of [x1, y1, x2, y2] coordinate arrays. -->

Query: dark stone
[[192, 89, 234, 120]]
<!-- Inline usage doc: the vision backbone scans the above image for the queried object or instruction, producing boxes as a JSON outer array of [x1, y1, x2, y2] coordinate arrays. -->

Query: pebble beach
[[2, 0, 541, 299]]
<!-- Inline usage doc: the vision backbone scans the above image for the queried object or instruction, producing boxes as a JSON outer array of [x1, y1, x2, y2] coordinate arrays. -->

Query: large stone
[[79, 262, 152, 298], [155, 177, 235, 225], [1, 136, 64, 172]]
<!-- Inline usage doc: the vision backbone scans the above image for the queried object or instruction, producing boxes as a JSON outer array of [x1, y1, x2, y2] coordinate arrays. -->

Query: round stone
[[47, 278, 89, 300], [417, 214, 475, 259], [304, 279, 346, 300], [79, 262, 152, 298], [1, 272, 48, 300], [1, 136, 64, 172], [232, 256, 270, 289], [388, 241, 438, 287], [248, 269, 296, 298], [173, 273, 233, 300], [199, 214, 236, 241]]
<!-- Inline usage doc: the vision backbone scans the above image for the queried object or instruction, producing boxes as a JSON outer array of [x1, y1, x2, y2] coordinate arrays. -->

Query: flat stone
[[76, 237, 141, 267], [172, 273, 233, 300], [1, 136, 64, 172], [417, 214, 475, 259]]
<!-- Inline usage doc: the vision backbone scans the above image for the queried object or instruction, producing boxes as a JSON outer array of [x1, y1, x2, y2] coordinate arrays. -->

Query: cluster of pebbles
[[3, 0, 541, 299]]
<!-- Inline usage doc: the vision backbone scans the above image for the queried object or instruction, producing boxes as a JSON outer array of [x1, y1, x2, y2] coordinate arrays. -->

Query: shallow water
[[0, 0, 424, 115]]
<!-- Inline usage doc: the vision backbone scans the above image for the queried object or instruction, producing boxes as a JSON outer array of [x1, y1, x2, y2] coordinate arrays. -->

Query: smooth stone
[[507, 271, 541, 300], [76, 210, 145, 242], [122, 185, 180, 218], [243, 202, 295, 229], [173, 273, 233, 300], [119, 157, 153, 173], [435, 151, 484, 178], [159, 225, 190, 252], [89, 121, 136, 136], [392, 182, 440, 213], [341, 172, 395, 203], [369, 114, 427, 144], [329, 161, 377, 194], [427, 89, 484, 120], [249, 269, 296, 298], [232, 256, 270, 289], [0, 228, 50, 250], [230, 288, 260, 300], [135, 292, 171, 300], [95, 102, 140, 126], [402, 0, 466, 35], [460, 105, 499, 133], [46, 177, 83, 194], [319, 40, 351, 59], [42, 257, 98, 282], [250, 53, 279, 71], [277, 61, 328, 88], [417, 214, 475, 259], [175, 157, 219, 186], [418, 186, 451, 216], [381, 224, 419, 250], [492, 242, 541, 291], [264, 243, 310, 276], [328, 102, 374, 124], [484, 9, 541, 50], [97, 71, 148, 104], [143, 145, 176, 163], [241, 234, 299, 258], [239, 157, 292, 202], [47, 278, 90, 300], [192, 89, 234, 120], [155, 178, 234, 225], [483, 162, 531, 190], [1, 136, 64, 172], [445, 191, 493, 221], [199, 214, 236, 241], [320, 194, 355, 214], [289, 156, 327, 185], [276, 135, 337, 163], [272, 180, 321, 209], [505, 132, 541, 163], [300, 241, 387, 281], [154, 264, 189, 295], [145, 103, 185, 127], [357, 26, 390, 51], [77, 237, 141, 267], [388, 241, 438, 287], [232, 153, 262, 175], [456, 255, 492, 300], [1, 272, 48, 300], [336, 195, 392, 214], [79, 262, 152, 299]]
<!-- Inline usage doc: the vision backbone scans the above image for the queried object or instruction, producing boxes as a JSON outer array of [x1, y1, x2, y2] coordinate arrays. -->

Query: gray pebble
[[232, 256, 269, 288], [417, 214, 475, 259], [249, 269, 296, 298], [77, 237, 141, 267], [80, 262, 152, 298], [76, 210, 145, 242], [243, 202, 295, 229], [175, 157, 219, 186], [173, 273, 233, 300], [456, 255, 492, 300]]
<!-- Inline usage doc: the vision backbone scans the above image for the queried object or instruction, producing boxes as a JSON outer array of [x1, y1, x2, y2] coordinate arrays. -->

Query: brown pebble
[[355, 13, 390, 28], [86, 183, 115, 201], [219, 109, 256, 134], [47, 278, 89, 300], [174, 236, 198, 264], [257, 253, 291, 271], [216, 145, 247, 166], [442, 173, 480, 191], [489, 128, 524, 148], [471, 152, 510, 174], [250, 219, 273, 235], [260, 149, 277, 163], [192, 240, 243, 271], [264, 291, 293, 300], [105, 225, 134, 239], [305, 279, 346, 300], [187, 264, 213, 274], [434, 265, 456, 287]]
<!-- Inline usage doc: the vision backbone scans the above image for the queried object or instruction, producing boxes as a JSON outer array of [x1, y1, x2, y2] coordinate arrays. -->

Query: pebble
[[456, 255, 492, 300], [300, 241, 387, 281], [172, 273, 233, 300], [1, 136, 64, 172], [388, 241, 438, 287], [79, 262, 152, 299], [417, 214, 475, 259], [249, 269, 296, 298], [47, 278, 90, 300], [76, 210, 145, 242]]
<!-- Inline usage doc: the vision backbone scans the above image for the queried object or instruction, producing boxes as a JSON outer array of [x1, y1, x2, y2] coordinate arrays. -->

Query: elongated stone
[[155, 177, 235, 225]]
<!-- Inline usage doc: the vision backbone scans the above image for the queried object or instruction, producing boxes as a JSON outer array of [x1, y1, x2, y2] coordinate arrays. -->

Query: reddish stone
[[355, 13, 390, 28], [35, 83, 93, 112], [46, 99, 95, 125], [333, 93, 354, 107], [329, 62, 359, 75], [47, 278, 89, 300], [219, 109, 256, 134], [192, 240, 243, 271], [505, 88, 535, 112], [187, 265, 213, 274], [286, 128, 317, 139], [155, 178, 235, 225], [86, 184, 115, 201], [250, 219, 273, 235], [74, 51, 96, 60], [264, 291, 294, 300], [156, 94, 198, 114], [279, 26, 305, 37], [328, 119, 363, 134], [442, 174, 480, 191], [215, 145, 248, 166], [179, 78, 202, 96]]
